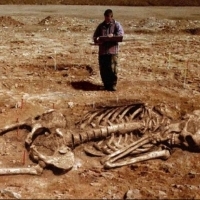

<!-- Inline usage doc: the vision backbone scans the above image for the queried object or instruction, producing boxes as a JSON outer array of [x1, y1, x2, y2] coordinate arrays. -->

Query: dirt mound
[[38, 15, 64, 26], [0, 16, 24, 27], [132, 18, 200, 34], [38, 15, 91, 32]]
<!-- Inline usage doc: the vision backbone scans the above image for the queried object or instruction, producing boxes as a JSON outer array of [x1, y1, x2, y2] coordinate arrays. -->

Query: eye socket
[[185, 135, 200, 151], [185, 135, 195, 146], [178, 135, 185, 143]]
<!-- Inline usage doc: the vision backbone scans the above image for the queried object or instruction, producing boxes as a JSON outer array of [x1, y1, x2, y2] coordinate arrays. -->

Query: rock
[[124, 189, 142, 199], [90, 182, 101, 187], [158, 190, 167, 198], [68, 101, 74, 108], [72, 158, 82, 170], [1, 189, 21, 199]]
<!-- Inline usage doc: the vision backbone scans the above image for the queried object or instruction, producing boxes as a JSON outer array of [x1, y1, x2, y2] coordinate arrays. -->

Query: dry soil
[[0, 5, 200, 199]]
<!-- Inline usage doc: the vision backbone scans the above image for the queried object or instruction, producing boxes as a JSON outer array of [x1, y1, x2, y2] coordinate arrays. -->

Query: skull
[[178, 110, 200, 151]]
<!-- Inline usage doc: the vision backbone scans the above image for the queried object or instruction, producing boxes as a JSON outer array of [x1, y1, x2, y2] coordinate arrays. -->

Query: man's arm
[[93, 24, 101, 43], [115, 21, 124, 36]]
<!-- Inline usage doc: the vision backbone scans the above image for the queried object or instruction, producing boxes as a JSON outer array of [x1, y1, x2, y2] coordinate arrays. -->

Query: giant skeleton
[[0, 102, 200, 175]]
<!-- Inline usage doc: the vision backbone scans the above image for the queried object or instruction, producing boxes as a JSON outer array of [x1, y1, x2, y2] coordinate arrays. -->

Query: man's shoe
[[107, 86, 116, 91], [99, 86, 105, 90], [111, 86, 117, 91]]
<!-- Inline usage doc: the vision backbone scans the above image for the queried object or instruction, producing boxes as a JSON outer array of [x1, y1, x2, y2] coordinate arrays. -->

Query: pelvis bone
[[0, 103, 200, 175]]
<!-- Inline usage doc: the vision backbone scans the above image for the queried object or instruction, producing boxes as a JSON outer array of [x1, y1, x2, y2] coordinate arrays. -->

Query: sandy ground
[[1, 0, 200, 6], [0, 5, 200, 199]]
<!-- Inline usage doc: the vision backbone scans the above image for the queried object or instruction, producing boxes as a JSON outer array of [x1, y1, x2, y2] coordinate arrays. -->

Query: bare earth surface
[[0, 5, 200, 199]]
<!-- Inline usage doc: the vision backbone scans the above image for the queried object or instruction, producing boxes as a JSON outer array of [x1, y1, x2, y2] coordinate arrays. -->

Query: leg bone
[[101, 135, 150, 164], [104, 149, 171, 169], [0, 164, 44, 175]]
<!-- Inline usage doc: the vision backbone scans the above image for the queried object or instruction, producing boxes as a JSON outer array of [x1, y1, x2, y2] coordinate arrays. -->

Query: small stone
[[90, 182, 101, 187], [0, 108, 6, 113], [124, 189, 142, 199], [188, 172, 195, 178], [68, 101, 74, 108], [1, 189, 21, 199], [158, 190, 167, 198]]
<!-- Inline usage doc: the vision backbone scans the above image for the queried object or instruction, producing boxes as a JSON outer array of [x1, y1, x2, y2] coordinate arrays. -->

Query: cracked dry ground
[[0, 5, 200, 199]]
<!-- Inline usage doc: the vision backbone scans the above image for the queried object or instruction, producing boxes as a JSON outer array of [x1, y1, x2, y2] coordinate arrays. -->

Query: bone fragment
[[84, 146, 105, 157], [0, 121, 28, 135], [0, 109, 55, 136], [25, 123, 43, 145]]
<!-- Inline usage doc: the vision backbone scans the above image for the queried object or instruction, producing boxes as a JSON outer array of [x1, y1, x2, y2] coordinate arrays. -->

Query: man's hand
[[108, 34, 113, 37]]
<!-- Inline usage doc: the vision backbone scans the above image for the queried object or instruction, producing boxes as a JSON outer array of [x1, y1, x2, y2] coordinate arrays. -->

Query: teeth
[[168, 139, 171, 145], [171, 134, 176, 145], [168, 134, 174, 145]]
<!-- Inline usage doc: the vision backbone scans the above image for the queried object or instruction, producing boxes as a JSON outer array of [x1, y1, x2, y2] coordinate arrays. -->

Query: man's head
[[104, 9, 113, 23]]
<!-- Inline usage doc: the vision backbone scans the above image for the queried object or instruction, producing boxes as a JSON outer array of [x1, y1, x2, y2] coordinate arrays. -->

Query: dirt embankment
[[0, 0, 200, 6]]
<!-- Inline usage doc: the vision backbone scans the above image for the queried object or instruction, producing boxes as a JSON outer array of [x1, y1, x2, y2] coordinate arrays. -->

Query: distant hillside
[[0, 0, 200, 6]]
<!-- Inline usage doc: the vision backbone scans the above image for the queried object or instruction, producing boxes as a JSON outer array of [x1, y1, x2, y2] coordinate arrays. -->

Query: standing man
[[93, 9, 124, 91]]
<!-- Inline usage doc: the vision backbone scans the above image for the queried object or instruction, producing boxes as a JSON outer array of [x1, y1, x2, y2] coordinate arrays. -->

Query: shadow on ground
[[71, 81, 102, 91]]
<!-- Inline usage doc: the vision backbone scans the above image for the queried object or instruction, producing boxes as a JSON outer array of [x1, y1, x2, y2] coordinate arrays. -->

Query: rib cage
[[34, 103, 172, 152], [79, 103, 145, 129], [84, 132, 155, 158], [73, 103, 173, 156], [78, 103, 172, 134]]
